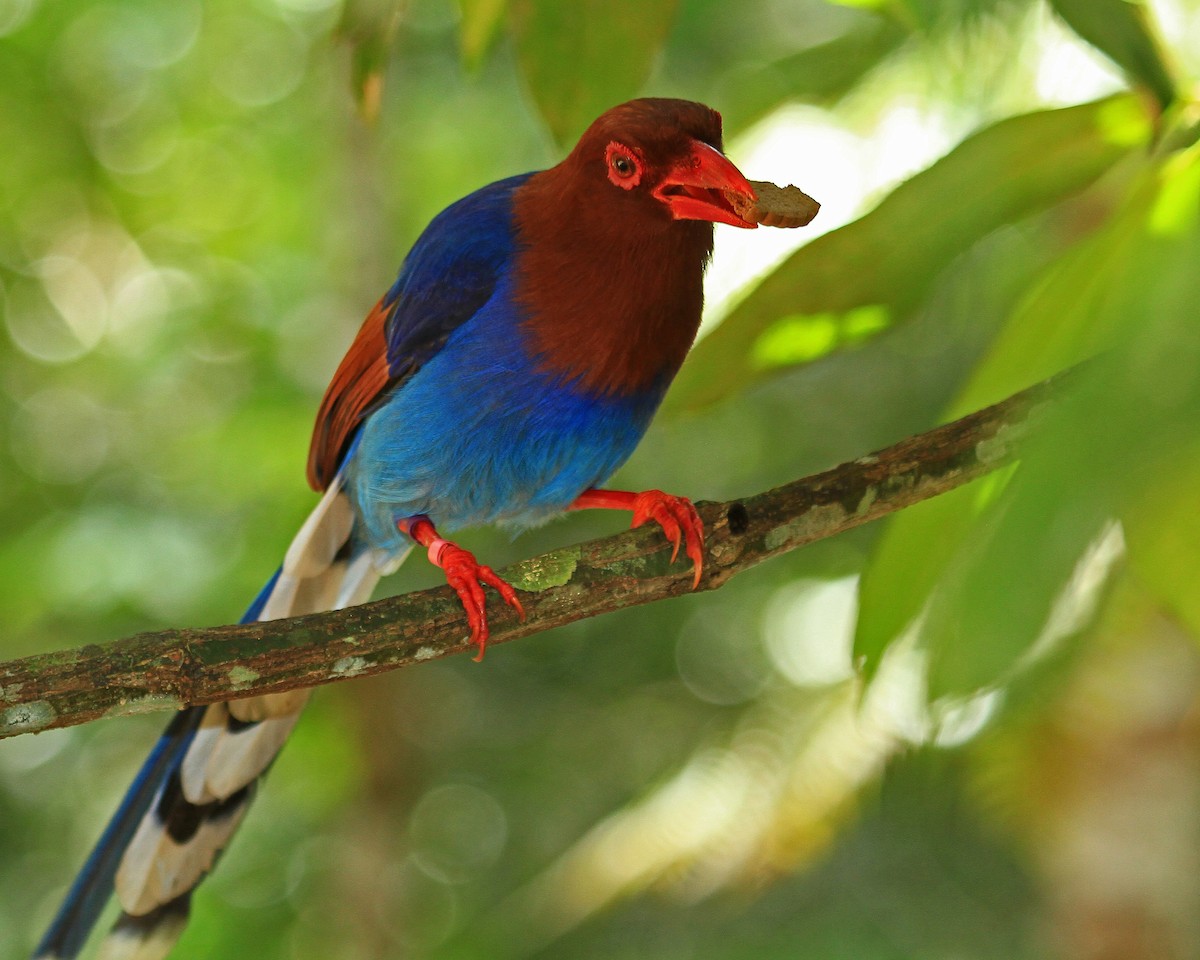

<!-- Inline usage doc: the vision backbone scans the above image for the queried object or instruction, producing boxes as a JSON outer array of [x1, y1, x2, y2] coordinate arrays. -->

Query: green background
[[3, 0, 1200, 957]]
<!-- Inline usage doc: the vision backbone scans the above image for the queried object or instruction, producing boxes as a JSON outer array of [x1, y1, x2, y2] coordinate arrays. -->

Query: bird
[[34, 97, 761, 960]]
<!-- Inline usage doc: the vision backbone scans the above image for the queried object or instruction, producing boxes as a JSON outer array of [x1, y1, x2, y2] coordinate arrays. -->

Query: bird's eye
[[605, 141, 643, 189]]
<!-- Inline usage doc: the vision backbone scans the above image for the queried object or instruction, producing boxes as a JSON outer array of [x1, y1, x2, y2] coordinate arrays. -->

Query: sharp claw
[[680, 501, 705, 587], [687, 527, 704, 588], [478, 564, 527, 620], [630, 490, 705, 589], [467, 614, 486, 651], [413, 532, 523, 661], [651, 504, 683, 562], [500, 583, 527, 621]]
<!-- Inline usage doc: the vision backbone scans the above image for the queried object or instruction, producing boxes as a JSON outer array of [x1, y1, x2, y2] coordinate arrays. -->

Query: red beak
[[652, 139, 758, 229]]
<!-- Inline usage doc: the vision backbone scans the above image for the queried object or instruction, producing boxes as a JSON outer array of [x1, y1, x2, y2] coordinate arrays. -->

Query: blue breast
[[344, 273, 665, 554]]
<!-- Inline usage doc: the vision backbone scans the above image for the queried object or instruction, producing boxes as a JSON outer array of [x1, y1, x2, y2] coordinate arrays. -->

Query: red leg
[[398, 516, 525, 661], [569, 488, 705, 588]]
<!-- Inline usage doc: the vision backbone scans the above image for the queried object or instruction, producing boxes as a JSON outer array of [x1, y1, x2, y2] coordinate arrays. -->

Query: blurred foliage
[[2, 1, 1200, 959], [1049, 0, 1178, 108], [509, 0, 681, 144], [669, 94, 1150, 408]]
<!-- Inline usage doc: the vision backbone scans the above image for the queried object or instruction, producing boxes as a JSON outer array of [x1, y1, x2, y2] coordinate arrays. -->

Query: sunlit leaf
[[827, 0, 890, 9], [920, 371, 1121, 700], [457, 0, 509, 70], [925, 237, 1200, 697], [719, 11, 907, 134], [751, 304, 889, 368], [858, 143, 1200, 699], [508, 0, 679, 145], [671, 95, 1151, 411], [338, 0, 405, 122], [942, 128, 1198, 413], [1051, 0, 1177, 109], [854, 150, 1161, 678], [1125, 445, 1200, 641], [888, 0, 1023, 32]]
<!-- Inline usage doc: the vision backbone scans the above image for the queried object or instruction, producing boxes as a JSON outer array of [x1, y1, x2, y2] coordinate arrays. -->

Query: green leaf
[[1125, 446, 1200, 641], [718, 12, 908, 134], [920, 373, 1118, 700], [751, 305, 890, 368], [670, 95, 1151, 411], [854, 153, 1160, 679], [858, 142, 1200, 698], [457, 0, 509, 70], [338, 0, 405, 122], [508, 0, 679, 145], [887, 0, 1023, 33], [1050, 0, 1177, 109]]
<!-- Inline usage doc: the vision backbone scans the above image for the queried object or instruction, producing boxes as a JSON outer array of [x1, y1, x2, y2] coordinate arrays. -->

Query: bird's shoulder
[[388, 173, 531, 303], [306, 173, 534, 490]]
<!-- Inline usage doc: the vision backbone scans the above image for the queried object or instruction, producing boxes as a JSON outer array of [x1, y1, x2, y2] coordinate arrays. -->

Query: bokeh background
[[3, 0, 1200, 957]]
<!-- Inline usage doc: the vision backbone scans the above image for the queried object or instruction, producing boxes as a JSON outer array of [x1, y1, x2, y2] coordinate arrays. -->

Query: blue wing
[[308, 173, 531, 489]]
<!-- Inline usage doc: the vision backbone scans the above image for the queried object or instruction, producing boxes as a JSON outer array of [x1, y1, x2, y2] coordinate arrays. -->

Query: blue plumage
[[349, 168, 670, 549], [36, 98, 762, 960], [381, 174, 532, 374], [349, 270, 664, 549]]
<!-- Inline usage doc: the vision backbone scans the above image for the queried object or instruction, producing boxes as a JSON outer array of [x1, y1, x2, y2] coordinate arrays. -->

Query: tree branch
[[0, 374, 1064, 739]]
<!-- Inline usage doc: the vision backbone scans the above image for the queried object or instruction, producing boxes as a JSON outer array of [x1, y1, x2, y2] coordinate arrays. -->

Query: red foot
[[570, 488, 705, 588], [399, 516, 525, 661]]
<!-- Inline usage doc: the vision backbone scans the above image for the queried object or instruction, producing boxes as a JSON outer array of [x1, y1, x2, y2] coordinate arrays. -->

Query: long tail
[[34, 481, 407, 960]]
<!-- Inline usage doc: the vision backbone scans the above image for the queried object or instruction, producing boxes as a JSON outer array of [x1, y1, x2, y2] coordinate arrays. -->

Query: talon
[[630, 490, 705, 588], [644, 503, 683, 563], [399, 516, 525, 660], [472, 563, 527, 660]]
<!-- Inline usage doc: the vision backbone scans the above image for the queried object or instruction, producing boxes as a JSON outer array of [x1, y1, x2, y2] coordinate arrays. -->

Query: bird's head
[[563, 98, 758, 230], [514, 99, 755, 393]]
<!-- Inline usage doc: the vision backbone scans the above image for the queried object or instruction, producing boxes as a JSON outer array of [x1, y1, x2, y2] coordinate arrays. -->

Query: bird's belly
[[343, 344, 661, 552]]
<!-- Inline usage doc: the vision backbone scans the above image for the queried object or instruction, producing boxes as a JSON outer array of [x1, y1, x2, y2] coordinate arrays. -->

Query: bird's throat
[[512, 174, 713, 398]]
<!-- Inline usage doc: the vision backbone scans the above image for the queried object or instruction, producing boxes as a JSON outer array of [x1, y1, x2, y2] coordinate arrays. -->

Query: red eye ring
[[605, 141, 642, 189]]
